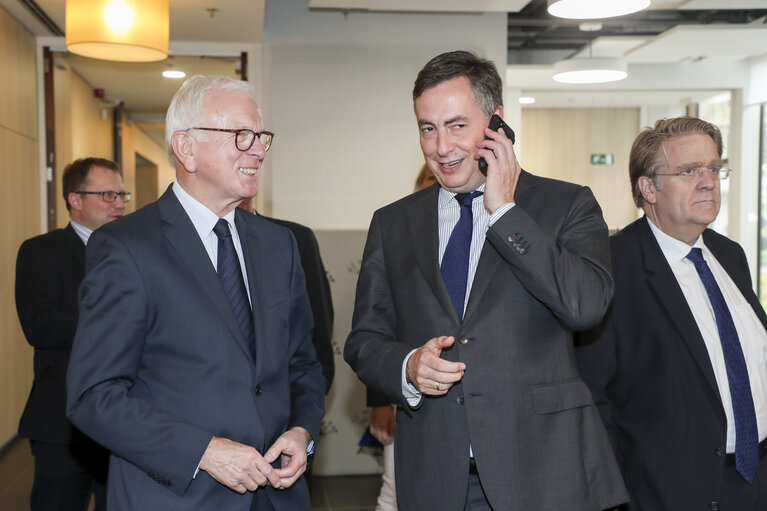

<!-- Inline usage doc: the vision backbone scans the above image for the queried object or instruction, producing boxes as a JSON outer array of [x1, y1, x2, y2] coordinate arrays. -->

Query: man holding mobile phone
[[344, 50, 627, 510]]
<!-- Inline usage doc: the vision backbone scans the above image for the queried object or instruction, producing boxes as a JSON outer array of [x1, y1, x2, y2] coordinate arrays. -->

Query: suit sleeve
[[284, 232, 327, 441], [66, 229, 212, 497], [297, 228, 336, 394], [15, 237, 79, 349], [344, 212, 414, 408], [485, 185, 613, 331]]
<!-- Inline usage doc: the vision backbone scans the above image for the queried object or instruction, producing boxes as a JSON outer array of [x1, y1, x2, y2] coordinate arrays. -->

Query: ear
[[638, 176, 658, 205], [171, 131, 197, 172], [494, 105, 504, 118], [68, 192, 82, 212]]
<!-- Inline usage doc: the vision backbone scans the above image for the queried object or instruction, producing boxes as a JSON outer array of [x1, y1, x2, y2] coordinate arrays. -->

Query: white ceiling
[[1, 0, 764, 118]]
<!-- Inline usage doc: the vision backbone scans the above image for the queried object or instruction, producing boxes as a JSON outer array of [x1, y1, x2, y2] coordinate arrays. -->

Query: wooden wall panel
[[0, 7, 39, 446], [0, 7, 37, 139], [520, 108, 641, 230]]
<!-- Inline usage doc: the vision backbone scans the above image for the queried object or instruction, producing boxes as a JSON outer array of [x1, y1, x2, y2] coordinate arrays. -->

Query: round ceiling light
[[547, 0, 650, 19], [552, 58, 628, 84]]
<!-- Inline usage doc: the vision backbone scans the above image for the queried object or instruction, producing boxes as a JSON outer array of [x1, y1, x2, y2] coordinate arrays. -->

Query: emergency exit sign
[[590, 153, 614, 165]]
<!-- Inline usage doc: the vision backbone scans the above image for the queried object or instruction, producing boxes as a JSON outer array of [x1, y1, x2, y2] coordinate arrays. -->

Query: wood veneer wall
[[0, 6, 40, 446], [520, 108, 641, 231]]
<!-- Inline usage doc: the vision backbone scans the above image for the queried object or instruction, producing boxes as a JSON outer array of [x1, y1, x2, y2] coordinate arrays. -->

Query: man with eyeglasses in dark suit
[[577, 116, 767, 510], [16, 157, 128, 511], [67, 76, 325, 511]]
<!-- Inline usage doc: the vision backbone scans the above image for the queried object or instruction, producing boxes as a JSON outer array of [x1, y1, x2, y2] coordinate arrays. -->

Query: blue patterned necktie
[[213, 219, 256, 355], [686, 247, 759, 483], [441, 191, 483, 321]]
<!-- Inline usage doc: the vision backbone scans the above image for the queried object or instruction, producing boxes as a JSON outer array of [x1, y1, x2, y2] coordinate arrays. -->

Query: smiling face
[[175, 88, 267, 216], [414, 76, 493, 194], [640, 133, 722, 245]]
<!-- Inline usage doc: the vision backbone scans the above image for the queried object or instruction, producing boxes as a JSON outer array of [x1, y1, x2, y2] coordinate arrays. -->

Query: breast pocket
[[265, 287, 290, 308], [531, 379, 593, 414]]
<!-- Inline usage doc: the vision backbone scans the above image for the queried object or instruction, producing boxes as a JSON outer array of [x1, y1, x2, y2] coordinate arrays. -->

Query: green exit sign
[[590, 153, 614, 165]]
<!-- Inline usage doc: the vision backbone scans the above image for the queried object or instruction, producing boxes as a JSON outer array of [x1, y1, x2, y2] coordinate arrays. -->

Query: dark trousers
[[464, 470, 493, 511], [719, 457, 767, 510], [30, 440, 109, 511]]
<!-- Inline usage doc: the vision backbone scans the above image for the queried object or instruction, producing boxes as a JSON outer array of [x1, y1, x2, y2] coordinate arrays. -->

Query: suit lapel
[[464, 171, 536, 324], [235, 210, 266, 371], [157, 188, 253, 359], [704, 230, 767, 332], [636, 218, 721, 398], [407, 185, 457, 323], [63, 223, 86, 269]]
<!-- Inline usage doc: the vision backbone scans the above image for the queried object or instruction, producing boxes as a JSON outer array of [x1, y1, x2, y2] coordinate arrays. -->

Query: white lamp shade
[[548, 0, 650, 19], [66, 0, 169, 62], [552, 58, 628, 84]]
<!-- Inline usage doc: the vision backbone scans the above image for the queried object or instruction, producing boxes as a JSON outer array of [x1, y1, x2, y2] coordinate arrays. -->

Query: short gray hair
[[165, 75, 258, 165]]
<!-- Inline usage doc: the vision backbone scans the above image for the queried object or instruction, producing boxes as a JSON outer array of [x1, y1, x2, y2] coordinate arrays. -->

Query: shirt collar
[[69, 220, 91, 245], [646, 216, 707, 265], [172, 180, 237, 238], [438, 182, 486, 208]]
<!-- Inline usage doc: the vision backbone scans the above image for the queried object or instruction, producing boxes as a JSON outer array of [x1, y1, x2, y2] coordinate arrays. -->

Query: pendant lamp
[[66, 0, 169, 62], [547, 0, 650, 19]]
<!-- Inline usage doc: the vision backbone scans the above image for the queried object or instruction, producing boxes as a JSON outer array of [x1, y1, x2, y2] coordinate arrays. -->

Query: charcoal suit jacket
[[345, 172, 628, 511]]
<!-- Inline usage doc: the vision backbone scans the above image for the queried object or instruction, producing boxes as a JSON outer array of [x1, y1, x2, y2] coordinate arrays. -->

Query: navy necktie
[[213, 219, 256, 355], [686, 247, 759, 483], [441, 191, 483, 321]]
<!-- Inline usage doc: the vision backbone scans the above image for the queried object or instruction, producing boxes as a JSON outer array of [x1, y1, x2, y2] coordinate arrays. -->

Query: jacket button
[[456, 395, 464, 405], [255, 385, 263, 396], [716, 447, 725, 457], [459, 337, 470, 345]]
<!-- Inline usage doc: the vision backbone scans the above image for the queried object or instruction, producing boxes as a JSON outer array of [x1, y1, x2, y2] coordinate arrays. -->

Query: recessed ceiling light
[[547, 0, 650, 19], [162, 70, 186, 79], [553, 58, 627, 84], [519, 97, 536, 105]]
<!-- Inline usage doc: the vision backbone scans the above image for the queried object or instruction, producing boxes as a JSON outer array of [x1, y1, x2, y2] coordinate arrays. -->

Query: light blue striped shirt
[[402, 184, 513, 405], [69, 220, 92, 246], [171, 180, 251, 304]]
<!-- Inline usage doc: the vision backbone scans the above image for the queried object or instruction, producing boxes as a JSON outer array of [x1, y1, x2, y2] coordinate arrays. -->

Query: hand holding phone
[[478, 114, 516, 176]]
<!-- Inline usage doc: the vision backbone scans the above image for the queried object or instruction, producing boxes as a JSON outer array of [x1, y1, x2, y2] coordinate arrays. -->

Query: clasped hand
[[199, 427, 311, 493]]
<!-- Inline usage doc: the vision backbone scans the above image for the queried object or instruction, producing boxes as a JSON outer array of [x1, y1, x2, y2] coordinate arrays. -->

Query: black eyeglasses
[[656, 166, 731, 180], [190, 127, 274, 152], [77, 191, 132, 203]]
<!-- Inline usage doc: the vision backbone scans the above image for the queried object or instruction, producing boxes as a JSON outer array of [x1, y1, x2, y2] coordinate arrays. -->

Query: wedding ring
[[435, 382, 440, 391]]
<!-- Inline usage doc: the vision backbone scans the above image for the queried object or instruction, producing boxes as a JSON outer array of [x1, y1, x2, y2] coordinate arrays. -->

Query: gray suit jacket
[[67, 186, 325, 510], [345, 172, 627, 510]]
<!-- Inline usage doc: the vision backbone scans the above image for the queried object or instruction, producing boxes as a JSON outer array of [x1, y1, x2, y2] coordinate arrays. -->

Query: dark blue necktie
[[687, 247, 759, 483], [441, 191, 483, 321], [213, 219, 256, 355]]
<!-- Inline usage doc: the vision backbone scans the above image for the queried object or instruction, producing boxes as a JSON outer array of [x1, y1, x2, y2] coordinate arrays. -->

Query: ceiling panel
[[307, 0, 530, 13], [625, 24, 767, 63], [572, 36, 650, 58]]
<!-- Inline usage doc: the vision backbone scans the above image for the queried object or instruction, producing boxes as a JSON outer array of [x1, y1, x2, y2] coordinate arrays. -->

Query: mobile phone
[[478, 114, 516, 175]]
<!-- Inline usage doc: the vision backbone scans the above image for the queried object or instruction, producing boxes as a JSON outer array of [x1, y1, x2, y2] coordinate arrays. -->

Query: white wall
[[262, 0, 507, 229]]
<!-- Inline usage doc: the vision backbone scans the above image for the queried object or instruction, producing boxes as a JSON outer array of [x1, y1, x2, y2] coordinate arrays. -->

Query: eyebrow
[[417, 115, 469, 128], [673, 159, 723, 170]]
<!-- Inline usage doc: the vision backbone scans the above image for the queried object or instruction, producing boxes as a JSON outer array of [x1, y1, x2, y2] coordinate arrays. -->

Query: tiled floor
[[0, 436, 379, 511]]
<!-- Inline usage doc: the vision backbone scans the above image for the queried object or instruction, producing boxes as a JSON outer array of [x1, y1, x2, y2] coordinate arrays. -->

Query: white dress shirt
[[647, 217, 767, 451], [171, 180, 251, 304]]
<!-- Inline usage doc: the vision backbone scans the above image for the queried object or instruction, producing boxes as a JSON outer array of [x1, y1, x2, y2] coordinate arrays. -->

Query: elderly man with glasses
[[577, 116, 767, 511], [16, 157, 128, 511], [66, 76, 325, 511]]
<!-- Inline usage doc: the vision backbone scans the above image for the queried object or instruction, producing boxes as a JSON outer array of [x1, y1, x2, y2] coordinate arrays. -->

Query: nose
[[113, 195, 127, 209], [435, 130, 452, 156], [697, 169, 717, 189], [247, 137, 267, 159]]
